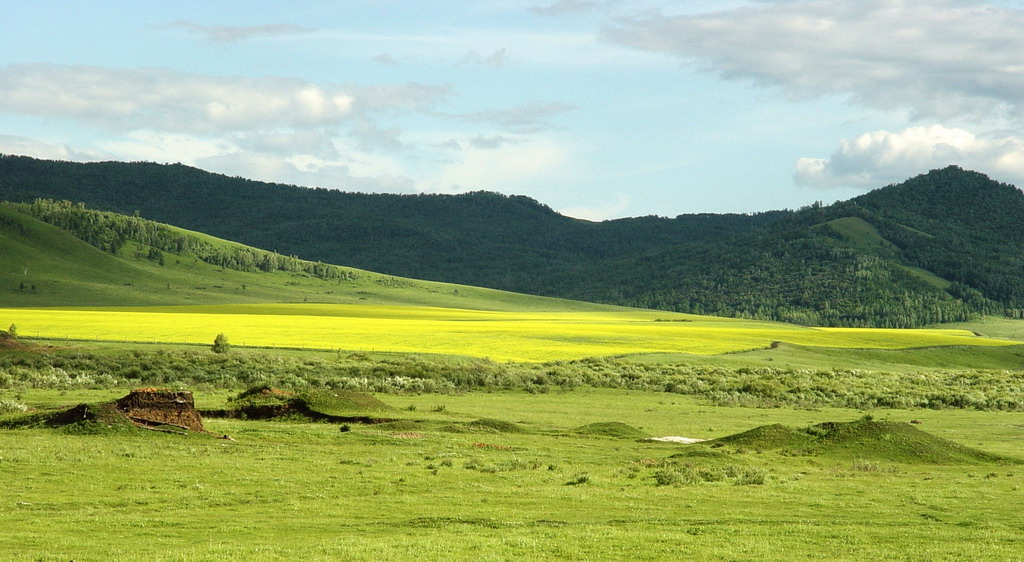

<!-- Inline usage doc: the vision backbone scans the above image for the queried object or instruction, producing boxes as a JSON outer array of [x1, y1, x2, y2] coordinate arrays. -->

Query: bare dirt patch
[[115, 389, 206, 433]]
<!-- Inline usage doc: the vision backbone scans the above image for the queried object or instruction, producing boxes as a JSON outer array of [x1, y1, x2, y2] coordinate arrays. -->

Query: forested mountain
[[0, 154, 782, 293], [2, 154, 1022, 327]]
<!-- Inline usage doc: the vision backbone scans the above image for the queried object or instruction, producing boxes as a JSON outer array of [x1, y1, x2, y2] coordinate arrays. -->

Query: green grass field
[[2, 304, 1017, 362], [2, 388, 1022, 561], [5, 199, 1024, 559]]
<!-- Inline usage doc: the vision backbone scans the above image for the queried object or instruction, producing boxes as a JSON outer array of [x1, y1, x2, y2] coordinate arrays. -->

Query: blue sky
[[3, 1, 1024, 220]]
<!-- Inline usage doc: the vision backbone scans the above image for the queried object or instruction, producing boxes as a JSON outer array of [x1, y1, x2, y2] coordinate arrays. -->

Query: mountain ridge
[[2, 154, 1022, 327]]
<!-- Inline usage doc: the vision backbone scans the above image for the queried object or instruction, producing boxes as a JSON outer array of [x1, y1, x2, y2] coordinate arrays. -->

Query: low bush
[[2, 349, 1024, 411], [0, 398, 28, 415]]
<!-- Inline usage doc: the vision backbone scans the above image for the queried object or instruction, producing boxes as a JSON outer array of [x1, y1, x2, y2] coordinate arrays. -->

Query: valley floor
[[2, 388, 1022, 561]]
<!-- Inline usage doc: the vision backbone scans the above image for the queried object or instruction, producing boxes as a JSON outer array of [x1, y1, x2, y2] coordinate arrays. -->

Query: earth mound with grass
[[465, 418, 527, 433], [203, 386, 395, 423], [573, 421, 648, 439], [0, 331, 27, 350], [443, 418, 528, 433], [706, 417, 1015, 464], [711, 423, 815, 451], [116, 389, 206, 432], [2, 389, 207, 434], [804, 417, 1012, 464]]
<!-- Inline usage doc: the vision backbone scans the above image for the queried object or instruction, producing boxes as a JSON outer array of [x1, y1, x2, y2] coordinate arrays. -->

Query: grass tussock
[[652, 465, 771, 486]]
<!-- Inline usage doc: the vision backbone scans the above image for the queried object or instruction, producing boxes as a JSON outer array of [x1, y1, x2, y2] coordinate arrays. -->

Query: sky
[[3, 0, 1024, 220]]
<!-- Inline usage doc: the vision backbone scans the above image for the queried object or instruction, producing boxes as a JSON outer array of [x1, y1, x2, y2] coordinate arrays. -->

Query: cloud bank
[[603, 0, 1024, 122], [0, 64, 446, 134], [604, 0, 1024, 190], [795, 125, 1024, 188]]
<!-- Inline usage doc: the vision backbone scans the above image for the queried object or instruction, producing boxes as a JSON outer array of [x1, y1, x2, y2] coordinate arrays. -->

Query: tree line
[[8, 199, 359, 282]]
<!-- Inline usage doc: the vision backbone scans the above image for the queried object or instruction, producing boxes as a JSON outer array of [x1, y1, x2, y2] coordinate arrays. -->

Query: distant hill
[[0, 200, 618, 312], [2, 154, 1022, 326], [0, 154, 779, 292]]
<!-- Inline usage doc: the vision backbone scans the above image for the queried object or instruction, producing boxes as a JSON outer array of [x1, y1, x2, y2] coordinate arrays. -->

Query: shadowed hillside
[[2, 155, 1023, 326]]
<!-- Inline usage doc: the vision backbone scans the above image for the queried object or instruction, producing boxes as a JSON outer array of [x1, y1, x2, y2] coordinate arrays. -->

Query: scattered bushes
[[0, 398, 28, 415], [1, 350, 1024, 411], [653, 465, 770, 486]]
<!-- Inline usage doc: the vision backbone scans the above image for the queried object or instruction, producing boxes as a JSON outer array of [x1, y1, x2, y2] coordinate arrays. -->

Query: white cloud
[[0, 135, 109, 161], [421, 138, 569, 194], [795, 125, 1024, 188], [0, 64, 447, 135], [99, 131, 233, 163], [191, 147, 416, 193], [603, 0, 1024, 123], [561, 193, 631, 221], [163, 21, 316, 42]]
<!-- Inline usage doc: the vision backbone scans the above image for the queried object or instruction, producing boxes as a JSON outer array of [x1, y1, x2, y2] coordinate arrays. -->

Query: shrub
[[653, 469, 683, 486], [0, 398, 28, 415], [565, 472, 591, 486], [211, 333, 230, 354]]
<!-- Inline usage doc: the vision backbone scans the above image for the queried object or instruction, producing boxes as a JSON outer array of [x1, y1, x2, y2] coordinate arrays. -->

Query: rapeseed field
[[1, 304, 1012, 362]]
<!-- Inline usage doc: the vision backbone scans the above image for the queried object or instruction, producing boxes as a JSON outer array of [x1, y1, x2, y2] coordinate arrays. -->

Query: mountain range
[[1, 154, 1022, 327]]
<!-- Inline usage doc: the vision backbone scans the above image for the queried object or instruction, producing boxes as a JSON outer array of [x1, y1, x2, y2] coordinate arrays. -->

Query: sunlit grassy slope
[[0, 205, 616, 312], [937, 316, 1024, 341], [2, 304, 1016, 362]]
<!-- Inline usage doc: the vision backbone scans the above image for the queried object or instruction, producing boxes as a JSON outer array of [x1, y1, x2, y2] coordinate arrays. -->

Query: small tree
[[6, 324, 16, 338], [211, 333, 230, 354]]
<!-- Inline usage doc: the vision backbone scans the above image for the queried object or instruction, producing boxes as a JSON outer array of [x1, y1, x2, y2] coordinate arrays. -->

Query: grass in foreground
[[1, 388, 1022, 561]]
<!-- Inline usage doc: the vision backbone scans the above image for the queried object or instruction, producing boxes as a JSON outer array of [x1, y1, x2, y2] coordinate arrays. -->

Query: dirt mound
[[115, 389, 206, 433], [4, 389, 207, 435]]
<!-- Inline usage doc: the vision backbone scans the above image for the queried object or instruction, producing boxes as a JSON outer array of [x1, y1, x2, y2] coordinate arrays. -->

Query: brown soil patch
[[116, 389, 206, 433], [472, 442, 512, 450], [254, 388, 296, 397], [391, 432, 427, 439], [0, 332, 27, 350]]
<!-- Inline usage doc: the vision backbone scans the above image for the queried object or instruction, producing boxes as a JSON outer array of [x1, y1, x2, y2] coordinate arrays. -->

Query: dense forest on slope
[[2, 155, 1022, 327], [0, 155, 780, 291], [6, 199, 357, 281]]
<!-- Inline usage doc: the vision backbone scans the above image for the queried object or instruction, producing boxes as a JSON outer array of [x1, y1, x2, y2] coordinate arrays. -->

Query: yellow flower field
[[1, 304, 1013, 362]]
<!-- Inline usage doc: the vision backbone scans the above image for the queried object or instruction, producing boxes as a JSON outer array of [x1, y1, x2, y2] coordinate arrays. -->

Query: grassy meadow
[[1, 388, 1023, 561], [4, 200, 1024, 559]]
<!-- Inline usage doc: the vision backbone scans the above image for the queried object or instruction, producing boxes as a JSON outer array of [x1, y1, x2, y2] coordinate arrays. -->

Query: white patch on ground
[[641, 436, 707, 444]]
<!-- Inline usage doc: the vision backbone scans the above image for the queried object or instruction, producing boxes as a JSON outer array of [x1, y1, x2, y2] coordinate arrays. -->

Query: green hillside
[[0, 202, 616, 313], [2, 155, 1023, 327], [0, 154, 780, 298]]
